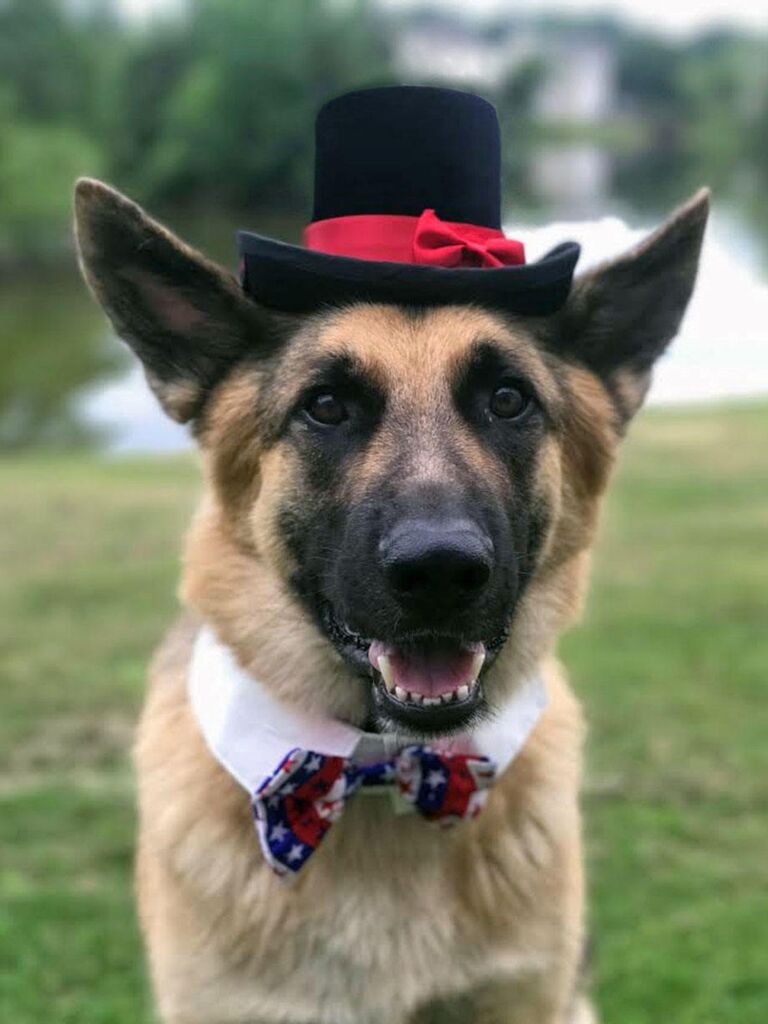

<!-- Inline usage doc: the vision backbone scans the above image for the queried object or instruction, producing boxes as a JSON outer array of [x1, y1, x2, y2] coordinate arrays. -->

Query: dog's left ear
[[74, 178, 277, 423], [556, 189, 710, 419]]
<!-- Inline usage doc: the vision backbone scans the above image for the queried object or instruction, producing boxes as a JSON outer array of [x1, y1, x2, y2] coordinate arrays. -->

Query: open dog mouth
[[369, 638, 485, 705], [369, 637, 487, 730], [322, 605, 507, 732]]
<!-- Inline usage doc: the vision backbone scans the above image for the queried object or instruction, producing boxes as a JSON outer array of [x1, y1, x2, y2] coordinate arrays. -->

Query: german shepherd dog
[[75, 178, 708, 1024]]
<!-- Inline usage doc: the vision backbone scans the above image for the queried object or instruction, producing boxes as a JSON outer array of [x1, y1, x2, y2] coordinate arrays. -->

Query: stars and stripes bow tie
[[252, 746, 497, 877]]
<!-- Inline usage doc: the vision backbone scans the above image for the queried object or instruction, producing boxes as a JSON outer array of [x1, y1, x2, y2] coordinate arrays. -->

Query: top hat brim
[[238, 232, 581, 316]]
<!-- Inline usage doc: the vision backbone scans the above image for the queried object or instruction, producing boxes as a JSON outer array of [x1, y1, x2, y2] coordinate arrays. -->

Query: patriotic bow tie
[[412, 208, 526, 269], [252, 746, 497, 877]]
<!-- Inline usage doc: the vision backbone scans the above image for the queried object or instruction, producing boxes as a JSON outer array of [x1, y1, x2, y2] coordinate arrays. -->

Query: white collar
[[188, 625, 548, 795]]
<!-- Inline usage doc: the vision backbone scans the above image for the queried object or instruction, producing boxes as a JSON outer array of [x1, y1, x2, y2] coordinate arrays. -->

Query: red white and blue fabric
[[188, 627, 548, 882], [252, 746, 496, 877]]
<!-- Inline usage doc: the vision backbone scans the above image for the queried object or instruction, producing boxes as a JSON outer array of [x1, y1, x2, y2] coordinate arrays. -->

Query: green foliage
[[0, 0, 99, 123], [1, 402, 767, 1021], [0, 0, 390, 254], [615, 29, 768, 190], [0, 92, 103, 258], [564, 402, 768, 1022], [680, 34, 768, 179], [617, 32, 685, 114], [108, 0, 391, 209], [0, 0, 118, 256]]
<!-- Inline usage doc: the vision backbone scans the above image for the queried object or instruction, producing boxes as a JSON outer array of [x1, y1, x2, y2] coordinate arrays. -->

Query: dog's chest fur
[[135, 622, 584, 1024]]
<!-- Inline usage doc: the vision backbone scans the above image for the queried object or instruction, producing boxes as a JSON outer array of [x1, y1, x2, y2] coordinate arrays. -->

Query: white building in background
[[393, 12, 617, 122], [394, 13, 538, 87], [533, 39, 616, 122]]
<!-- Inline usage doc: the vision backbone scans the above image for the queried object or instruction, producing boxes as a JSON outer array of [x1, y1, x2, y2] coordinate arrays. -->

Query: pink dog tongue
[[369, 639, 484, 697]]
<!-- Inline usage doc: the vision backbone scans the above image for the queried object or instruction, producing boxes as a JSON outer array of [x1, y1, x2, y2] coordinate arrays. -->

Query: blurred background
[[1, 2, 766, 1022], [2, 0, 768, 449]]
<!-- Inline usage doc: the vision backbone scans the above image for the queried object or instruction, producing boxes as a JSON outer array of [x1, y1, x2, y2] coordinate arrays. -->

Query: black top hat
[[238, 86, 580, 315]]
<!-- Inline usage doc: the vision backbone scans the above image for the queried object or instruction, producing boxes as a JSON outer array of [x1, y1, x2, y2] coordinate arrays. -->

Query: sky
[[121, 0, 768, 37]]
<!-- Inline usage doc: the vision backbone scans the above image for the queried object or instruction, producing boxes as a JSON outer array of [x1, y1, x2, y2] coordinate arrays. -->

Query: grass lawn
[[1, 401, 766, 1022]]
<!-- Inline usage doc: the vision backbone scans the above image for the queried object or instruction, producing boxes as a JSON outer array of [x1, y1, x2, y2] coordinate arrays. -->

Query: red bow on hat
[[304, 208, 526, 269], [412, 208, 525, 269]]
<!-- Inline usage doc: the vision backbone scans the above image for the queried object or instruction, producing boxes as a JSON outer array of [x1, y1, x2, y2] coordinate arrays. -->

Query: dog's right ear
[[74, 178, 276, 423]]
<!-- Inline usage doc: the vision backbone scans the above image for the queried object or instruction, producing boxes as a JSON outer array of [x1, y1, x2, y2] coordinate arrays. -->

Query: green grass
[[1, 402, 767, 1022]]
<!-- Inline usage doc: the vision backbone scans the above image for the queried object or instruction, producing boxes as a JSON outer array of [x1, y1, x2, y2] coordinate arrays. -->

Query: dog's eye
[[489, 384, 529, 420], [305, 392, 348, 426]]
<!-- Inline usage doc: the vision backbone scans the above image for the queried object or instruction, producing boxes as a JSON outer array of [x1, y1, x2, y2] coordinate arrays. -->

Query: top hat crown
[[238, 86, 579, 314], [312, 86, 501, 228]]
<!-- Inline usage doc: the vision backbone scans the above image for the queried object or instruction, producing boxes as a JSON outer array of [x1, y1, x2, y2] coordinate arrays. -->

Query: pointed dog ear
[[74, 178, 276, 423], [555, 189, 710, 419]]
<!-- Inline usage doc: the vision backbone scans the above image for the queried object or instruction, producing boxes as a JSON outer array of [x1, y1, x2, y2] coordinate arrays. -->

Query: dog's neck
[[188, 625, 549, 796]]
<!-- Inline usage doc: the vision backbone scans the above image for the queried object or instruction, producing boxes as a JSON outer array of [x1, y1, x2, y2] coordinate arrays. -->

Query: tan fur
[[146, 375, 201, 423], [130, 305, 621, 1024]]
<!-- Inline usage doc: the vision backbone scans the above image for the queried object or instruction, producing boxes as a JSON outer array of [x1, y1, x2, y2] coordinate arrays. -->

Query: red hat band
[[304, 209, 526, 269]]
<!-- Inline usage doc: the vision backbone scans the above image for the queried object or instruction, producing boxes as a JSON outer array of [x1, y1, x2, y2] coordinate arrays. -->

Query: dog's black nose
[[381, 519, 493, 608]]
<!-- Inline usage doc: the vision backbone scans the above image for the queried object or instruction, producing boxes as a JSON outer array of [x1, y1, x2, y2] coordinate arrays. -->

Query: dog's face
[[75, 180, 708, 733], [215, 305, 564, 731]]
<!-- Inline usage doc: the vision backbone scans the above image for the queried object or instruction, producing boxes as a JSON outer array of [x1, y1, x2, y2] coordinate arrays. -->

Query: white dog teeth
[[378, 654, 395, 690], [378, 671, 479, 706], [470, 651, 486, 680], [382, 685, 479, 705]]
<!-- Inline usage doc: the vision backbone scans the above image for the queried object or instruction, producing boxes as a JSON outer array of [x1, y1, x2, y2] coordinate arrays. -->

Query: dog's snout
[[381, 519, 493, 608]]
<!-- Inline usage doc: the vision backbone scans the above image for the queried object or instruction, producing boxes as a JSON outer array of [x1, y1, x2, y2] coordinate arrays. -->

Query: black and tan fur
[[74, 178, 708, 1024]]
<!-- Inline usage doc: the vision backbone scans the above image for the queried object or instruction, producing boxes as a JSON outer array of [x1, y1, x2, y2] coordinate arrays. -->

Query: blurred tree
[[0, 0, 119, 258], [680, 33, 768, 179], [0, 90, 103, 258], [0, 0, 120, 129], [493, 58, 547, 208], [616, 33, 685, 118], [110, 0, 392, 211], [0, 0, 391, 254], [0, 0, 91, 122]]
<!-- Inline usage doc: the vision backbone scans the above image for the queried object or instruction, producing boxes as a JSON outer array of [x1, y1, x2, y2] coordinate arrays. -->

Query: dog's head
[[75, 180, 708, 734]]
